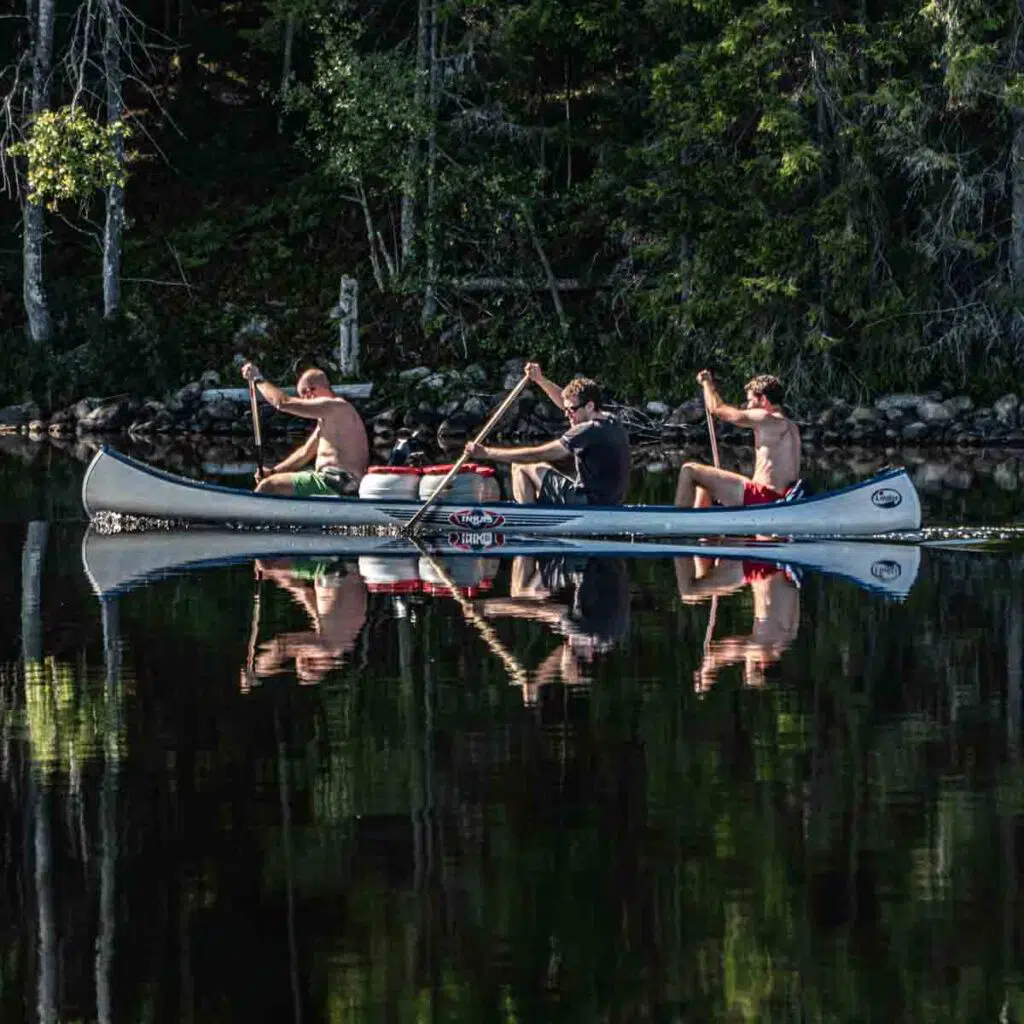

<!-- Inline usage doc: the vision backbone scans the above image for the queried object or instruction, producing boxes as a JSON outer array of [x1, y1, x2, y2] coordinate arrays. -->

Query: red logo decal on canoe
[[448, 508, 505, 529], [447, 531, 506, 551]]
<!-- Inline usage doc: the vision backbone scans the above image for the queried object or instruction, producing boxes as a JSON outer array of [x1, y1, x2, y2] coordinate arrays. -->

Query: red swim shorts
[[742, 480, 786, 506], [742, 560, 780, 583]]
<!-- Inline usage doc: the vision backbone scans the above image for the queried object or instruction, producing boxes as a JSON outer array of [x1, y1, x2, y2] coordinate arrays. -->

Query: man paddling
[[240, 362, 369, 496], [464, 363, 631, 505], [674, 370, 801, 508]]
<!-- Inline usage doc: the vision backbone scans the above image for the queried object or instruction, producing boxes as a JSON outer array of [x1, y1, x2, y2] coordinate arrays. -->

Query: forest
[[3, 0, 1024, 408]]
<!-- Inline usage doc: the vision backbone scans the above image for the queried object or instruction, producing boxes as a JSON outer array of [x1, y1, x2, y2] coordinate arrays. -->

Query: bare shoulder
[[755, 410, 796, 438]]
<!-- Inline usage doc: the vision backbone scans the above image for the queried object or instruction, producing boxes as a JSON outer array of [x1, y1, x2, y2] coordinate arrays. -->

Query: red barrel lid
[[366, 465, 423, 475], [365, 579, 422, 593], [421, 463, 478, 475]]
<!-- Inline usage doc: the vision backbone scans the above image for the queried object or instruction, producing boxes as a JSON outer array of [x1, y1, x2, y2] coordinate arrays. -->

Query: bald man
[[241, 363, 369, 496]]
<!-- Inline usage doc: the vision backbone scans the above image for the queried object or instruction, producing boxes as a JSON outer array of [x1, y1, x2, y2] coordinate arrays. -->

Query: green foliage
[[4, 0, 1024, 402], [10, 106, 131, 211]]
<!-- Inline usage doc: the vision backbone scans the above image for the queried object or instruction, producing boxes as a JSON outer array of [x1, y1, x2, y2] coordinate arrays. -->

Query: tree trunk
[[400, 0, 430, 267], [1010, 2, 1024, 350], [102, 0, 125, 318], [277, 14, 295, 134], [421, 0, 439, 325], [336, 275, 359, 377], [23, 0, 55, 344]]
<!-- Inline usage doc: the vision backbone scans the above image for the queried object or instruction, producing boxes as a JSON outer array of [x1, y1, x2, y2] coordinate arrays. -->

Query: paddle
[[402, 369, 532, 535], [704, 386, 720, 470], [248, 378, 265, 479], [234, 354, 266, 479], [703, 376, 720, 667], [410, 536, 530, 687]]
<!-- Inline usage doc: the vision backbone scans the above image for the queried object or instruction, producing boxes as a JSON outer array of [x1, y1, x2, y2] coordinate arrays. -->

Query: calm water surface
[[2, 441, 1024, 1022]]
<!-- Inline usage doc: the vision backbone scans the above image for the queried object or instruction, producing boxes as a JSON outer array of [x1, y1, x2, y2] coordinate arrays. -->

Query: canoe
[[80, 527, 922, 600], [81, 446, 923, 537]]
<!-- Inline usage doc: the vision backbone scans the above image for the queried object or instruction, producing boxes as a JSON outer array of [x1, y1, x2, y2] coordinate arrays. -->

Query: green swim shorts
[[292, 468, 359, 498]]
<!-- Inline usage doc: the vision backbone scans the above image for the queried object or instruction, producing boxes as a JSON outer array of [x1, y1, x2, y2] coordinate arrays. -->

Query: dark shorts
[[292, 468, 359, 497], [538, 470, 588, 506]]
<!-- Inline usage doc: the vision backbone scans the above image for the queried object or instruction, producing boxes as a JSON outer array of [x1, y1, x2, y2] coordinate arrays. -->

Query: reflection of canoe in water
[[82, 445, 923, 537], [80, 527, 922, 601]]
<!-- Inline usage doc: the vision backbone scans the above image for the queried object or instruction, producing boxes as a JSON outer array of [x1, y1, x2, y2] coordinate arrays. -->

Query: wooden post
[[332, 276, 360, 377]]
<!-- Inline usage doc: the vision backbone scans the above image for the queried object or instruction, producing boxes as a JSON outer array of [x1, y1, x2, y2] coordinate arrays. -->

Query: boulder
[[462, 396, 488, 419], [874, 393, 928, 413], [77, 398, 135, 434], [502, 362, 528, 390], [205, 397, 239, 423], [848, 406, 880, 425], [901, 421, 930, 441], [420, 372, 447, 391], [398, 366, 432, 383], [915, 399, 953, 424], [994, 394, 1020, 428], [943, 395, 973, 417], [645, 400, 671, 417], [668, 398, 706, 425], [70, 397, 100, 421], [167, 382, 203, 414]]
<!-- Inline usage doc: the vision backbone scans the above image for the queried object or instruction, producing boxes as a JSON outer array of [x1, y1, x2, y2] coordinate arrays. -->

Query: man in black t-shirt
[[464, 363, 631, 505]]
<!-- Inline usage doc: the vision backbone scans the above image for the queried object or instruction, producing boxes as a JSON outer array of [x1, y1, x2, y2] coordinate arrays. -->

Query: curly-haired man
[[465, 363, 631, 505], [674, 370, 801, 508]]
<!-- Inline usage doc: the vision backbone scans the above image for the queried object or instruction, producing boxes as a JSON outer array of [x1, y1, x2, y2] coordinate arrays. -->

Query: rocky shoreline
[[2, 359, 1023, 451]]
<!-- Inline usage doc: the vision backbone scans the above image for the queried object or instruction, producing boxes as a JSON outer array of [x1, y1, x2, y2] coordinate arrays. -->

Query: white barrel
[[358, 466, 423, 500], [478, 469, 501, 502], [357, 556, 421, 593], [418, 465, 488, 503], [418, 556, 494, 596]]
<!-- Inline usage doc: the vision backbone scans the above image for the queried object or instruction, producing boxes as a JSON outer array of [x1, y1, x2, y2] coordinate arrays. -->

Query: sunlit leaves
[[10, 106, 131, 211]]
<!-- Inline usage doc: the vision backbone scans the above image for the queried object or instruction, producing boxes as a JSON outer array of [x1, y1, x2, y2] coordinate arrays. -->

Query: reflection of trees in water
[[2, 549, 1024, 1018]]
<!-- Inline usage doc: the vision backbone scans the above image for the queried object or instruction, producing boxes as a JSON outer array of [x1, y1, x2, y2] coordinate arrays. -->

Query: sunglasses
[[564, 403, 582, 413]]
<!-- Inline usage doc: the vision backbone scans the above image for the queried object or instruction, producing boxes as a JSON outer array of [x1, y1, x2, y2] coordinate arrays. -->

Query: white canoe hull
[[82, 446, 923, 537], [81, 527, 922, 600]]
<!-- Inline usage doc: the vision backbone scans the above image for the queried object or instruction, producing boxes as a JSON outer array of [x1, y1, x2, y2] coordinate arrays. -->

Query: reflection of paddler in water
[[675, 554, 800, 692], [476, 556, 631, 705], [244, 558, 368, 687]]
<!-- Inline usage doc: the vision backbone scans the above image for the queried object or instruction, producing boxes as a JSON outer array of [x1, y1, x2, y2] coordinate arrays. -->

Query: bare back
[[750, 412, 801, 491], [314, 399, 369, 479]]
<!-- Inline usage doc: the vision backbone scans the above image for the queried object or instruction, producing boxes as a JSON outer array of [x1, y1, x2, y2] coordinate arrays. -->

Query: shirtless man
[[240, 362, 369, 496], [674, 370, 801, 508], [675, 555, 800, 691]]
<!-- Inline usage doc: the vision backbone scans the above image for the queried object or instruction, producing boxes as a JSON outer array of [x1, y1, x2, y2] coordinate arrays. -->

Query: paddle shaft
[[403, 371, 532, 533], [705, 403, 720, 469], [248, 379, 265, 477]]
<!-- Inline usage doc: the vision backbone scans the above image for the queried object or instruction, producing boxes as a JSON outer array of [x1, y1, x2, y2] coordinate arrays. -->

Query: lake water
[[3, 439, 1024, 1022]]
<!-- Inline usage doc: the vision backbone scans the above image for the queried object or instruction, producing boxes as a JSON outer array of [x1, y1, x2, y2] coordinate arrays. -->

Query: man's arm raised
[[525, 362, 565, 410], [241, 362, 337, 420], [699, 372, 763, 429]]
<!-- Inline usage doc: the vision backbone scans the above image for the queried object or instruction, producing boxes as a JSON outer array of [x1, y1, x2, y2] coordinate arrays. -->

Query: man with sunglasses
[[674, 369, 801, 508], [240, 362, 369, 496], [464, 362, 630, 504]]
